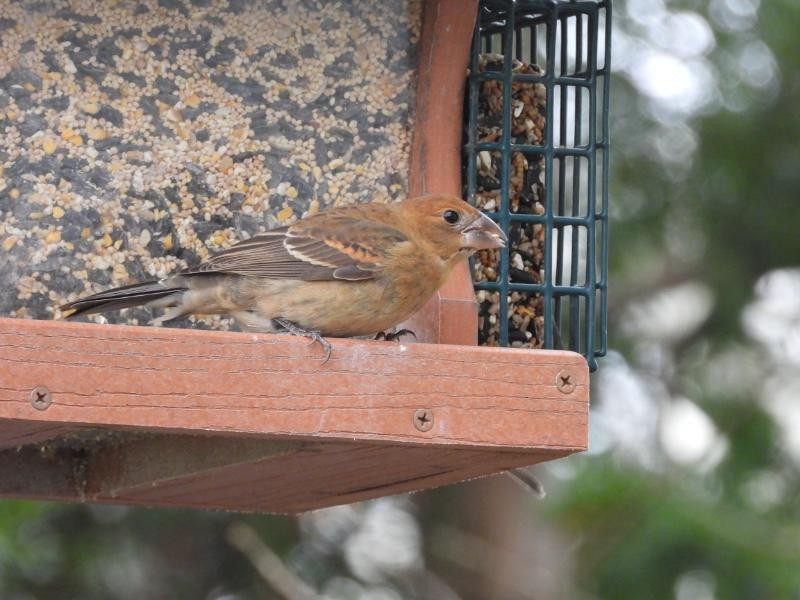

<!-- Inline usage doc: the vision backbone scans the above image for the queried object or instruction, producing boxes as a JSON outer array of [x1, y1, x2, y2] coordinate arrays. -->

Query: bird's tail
[[60, 280, 187, 319]]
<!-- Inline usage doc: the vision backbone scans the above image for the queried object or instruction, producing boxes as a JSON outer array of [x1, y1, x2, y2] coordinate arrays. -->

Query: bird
[[60, 194, 507, 359]]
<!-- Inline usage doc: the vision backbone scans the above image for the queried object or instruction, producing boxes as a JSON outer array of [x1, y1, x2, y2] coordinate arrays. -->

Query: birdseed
[[0, 0, 421, 328], [471, 54, 547, 348]]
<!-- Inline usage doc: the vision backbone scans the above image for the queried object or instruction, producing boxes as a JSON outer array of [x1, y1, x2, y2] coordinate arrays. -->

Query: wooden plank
[[0, 429, 566, 513], [408, 0, 478, 199], [0, 444, 81, 500], [90, 444, 561, 513], [0, 419, 88, 450], [83, 433, 306, 499], [0, 318, 588, 451], [402, 0, 480, 345]]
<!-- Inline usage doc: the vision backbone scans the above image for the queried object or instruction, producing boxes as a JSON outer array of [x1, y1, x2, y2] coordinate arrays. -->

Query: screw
[[555, 370, 576, 394], [29, 386, 52, 410], [413, 409, 434, 432]]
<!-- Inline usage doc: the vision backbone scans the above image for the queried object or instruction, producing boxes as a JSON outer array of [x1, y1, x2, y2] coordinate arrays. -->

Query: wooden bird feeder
[[0, 0, 592, 513]]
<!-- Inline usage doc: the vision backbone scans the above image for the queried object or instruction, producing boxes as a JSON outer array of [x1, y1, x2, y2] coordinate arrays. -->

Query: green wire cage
[[465, 0, 610, 371]]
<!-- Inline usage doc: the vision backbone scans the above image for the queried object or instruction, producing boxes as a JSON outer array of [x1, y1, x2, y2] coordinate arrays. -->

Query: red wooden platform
[[0, 318, 587, 512]]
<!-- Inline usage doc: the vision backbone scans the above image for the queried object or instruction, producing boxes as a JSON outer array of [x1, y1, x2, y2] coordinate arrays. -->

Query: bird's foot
[[272, 317, 332, 363], [374, 328, 417, 342]]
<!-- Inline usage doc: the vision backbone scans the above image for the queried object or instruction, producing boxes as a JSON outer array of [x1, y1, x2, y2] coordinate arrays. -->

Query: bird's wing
[[182, 214, 408, 281]]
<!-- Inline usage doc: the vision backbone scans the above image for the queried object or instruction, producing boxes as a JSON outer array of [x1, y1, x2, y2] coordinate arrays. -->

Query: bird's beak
[[461, 213, 507, 250]]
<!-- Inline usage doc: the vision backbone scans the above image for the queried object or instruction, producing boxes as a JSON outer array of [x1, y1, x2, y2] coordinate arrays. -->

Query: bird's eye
[[442, 209, 460, 224]]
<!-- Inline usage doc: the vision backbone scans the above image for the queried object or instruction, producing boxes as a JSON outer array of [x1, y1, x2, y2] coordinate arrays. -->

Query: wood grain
[[0, 431, 569, 512], [0, 317, 587, 511], [0, 420, 89, 450], [0, 318, 587, 450]]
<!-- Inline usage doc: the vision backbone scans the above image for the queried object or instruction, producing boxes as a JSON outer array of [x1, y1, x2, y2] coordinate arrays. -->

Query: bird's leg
[[374, 328, 417, 342], [272, 317, 332, 363]]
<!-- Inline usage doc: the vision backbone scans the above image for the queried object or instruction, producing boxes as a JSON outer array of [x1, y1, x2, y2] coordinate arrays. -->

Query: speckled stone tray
[[0, 0, 421, 328]]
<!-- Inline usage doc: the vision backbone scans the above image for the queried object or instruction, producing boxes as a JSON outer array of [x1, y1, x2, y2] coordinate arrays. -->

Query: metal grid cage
[[465, 0, 610, 370]]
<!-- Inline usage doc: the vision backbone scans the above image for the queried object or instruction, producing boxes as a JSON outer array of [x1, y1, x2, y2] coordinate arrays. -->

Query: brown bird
[[60, 194, 506, 357]]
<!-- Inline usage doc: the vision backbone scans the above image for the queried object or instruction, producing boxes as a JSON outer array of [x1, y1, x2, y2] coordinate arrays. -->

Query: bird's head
[[401, 195, 507, 259]]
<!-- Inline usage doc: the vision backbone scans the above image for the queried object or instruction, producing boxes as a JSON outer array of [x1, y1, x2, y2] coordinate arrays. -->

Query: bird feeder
[[0, 0, 607, 513]]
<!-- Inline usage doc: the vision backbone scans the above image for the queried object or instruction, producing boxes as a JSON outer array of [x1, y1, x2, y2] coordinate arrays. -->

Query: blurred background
[[2, 0, 800, 598]]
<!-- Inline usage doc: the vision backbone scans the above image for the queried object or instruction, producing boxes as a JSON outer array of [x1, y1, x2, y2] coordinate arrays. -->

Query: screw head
[[555, 370, 576, 394], [29, 386, 52, 410], [413, 409, 434, 432]]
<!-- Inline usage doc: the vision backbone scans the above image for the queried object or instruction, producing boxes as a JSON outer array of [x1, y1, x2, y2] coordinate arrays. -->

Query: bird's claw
[[308, 331, 332, 363], [273, 318, 332, 363], [375, 328, 417, 342]]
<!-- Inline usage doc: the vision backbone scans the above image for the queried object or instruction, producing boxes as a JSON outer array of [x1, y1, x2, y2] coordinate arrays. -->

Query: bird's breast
[[242, 276, 441, 338]]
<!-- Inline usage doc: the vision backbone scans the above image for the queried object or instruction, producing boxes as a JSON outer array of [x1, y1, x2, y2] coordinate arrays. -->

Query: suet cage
[[465, 0, 610, 370]]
